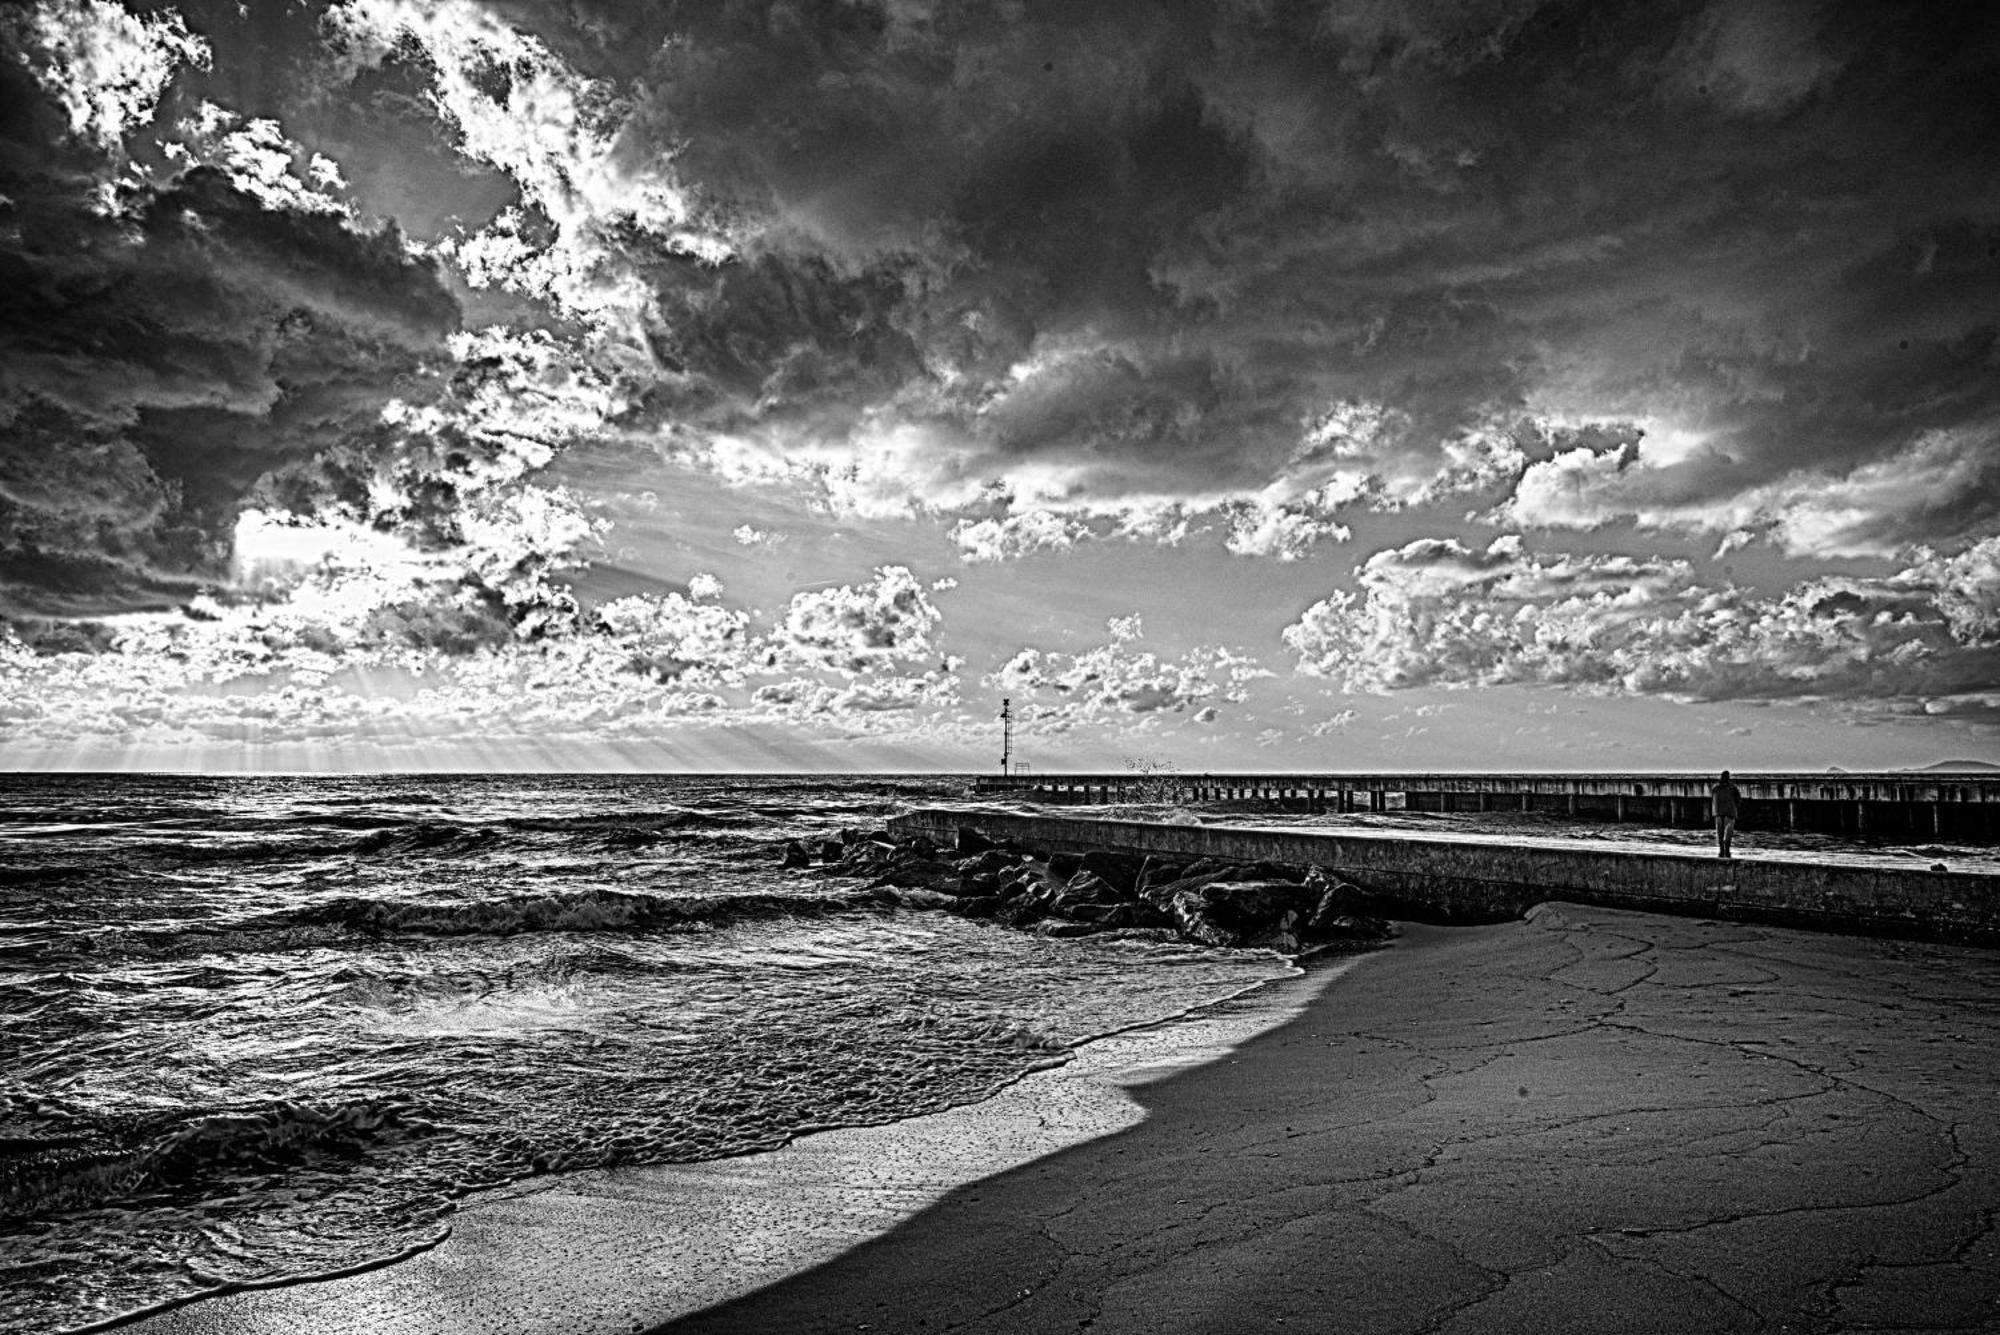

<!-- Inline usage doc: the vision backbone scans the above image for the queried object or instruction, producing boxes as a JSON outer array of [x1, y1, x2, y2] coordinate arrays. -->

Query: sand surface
[[651, 903, 2000, 1334], [128, 904, 2000, 1334]]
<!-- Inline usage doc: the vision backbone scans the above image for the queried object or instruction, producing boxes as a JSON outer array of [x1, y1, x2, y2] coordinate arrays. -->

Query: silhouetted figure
[[1711, 771, 1741, 859]]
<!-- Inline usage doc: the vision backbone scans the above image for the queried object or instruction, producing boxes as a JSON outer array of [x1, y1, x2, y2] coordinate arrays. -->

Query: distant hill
[[1907, 759, 2000, 773]]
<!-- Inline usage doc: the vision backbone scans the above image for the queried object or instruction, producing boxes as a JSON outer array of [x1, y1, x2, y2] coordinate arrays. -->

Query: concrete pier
[[889, 809, 2000, 946], [972, 770, 2000, 841]]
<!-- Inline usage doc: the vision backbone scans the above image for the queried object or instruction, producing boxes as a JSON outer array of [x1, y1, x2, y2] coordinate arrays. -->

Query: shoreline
[[117, 901, 2000, 1334], [121, 945, 1364, 1335]]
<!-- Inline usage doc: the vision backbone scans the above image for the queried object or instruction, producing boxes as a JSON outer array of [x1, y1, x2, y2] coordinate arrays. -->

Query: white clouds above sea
[[1282, 534, 2000, 721], [986, 615, 1271, 735], [0, 564, 975, 757]]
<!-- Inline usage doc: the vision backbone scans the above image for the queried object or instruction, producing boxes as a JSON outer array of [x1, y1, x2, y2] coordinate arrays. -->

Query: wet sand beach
[[121, 954, 1354, 1335], [133, 903, 2000, 1335]]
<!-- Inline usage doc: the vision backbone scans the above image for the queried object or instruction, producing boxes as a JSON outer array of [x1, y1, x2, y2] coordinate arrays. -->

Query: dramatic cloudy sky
[[2, 0, 1997, 771]]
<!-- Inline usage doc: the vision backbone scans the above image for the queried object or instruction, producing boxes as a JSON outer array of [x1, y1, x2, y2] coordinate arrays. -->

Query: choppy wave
[[1, 809, 773, 882], [502, 807, 763, 832], [244, 885, 882, 939], [311, 792, 446, 808], [0, 772, 1294, 1334], [1, 1095, 423, 1219], [0, 861, 87, 885], [11, 885, 891, 966]]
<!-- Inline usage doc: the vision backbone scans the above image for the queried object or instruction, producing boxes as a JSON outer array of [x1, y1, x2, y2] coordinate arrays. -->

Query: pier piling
[[969, 771, 2000, 843]]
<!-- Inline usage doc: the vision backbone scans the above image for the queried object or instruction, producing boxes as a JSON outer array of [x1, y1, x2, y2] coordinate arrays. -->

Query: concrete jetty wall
[[887, 809, 2000, 946]]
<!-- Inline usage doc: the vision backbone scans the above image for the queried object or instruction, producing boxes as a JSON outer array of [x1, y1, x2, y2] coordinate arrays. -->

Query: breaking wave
[[241, 885, 883, 939], [1, 809, 774, 880]]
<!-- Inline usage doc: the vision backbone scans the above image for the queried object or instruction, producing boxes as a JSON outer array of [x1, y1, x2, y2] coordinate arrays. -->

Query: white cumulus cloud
[[951, 509, 1092, 563], [324, 0, 729, 334], [0, 0, 208, 151], [1284, 533, 2000, 713], [987, 617, 1269, 732], [769, 566, 949, 675]]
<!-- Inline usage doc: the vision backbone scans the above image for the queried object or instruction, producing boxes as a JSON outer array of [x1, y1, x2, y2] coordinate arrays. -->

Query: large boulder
[[1162, 894, 1234, 947], [839, 838, 905, 873], [998, 862, 1046, 894], [780, 840, 812, 869], [806, 824, 1382, 950], [944, 894, 1004, 919], [1076, 850, 1147, 896], [1207, 879, 1317, 925], [956, 848, 1021, 877], [993, 895, 1046, 928], [1081, 899, 1173, 930], [1242, 911, 1304, 954], [958, 870, 1005, 897], [994, 865, 1066, 926], [1131, 857, 1186, 901], [869, 856, 961, 894], [1296, 868, 1390, 942], [1050, 869, 1120, 909], [1140, 863, 1248, 911], [950, 848, 1022, 897], [1301, 868, 1369, 930], [1163, 879, 1317, 948]]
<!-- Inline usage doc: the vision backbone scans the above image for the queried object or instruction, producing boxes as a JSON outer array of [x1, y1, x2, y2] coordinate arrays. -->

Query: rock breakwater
[[781, 824, 1392, 954]]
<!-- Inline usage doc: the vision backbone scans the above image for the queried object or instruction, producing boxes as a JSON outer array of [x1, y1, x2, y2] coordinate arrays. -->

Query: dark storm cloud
[[470, 0, 1999, 544], [12, 0, 2000, 622], [637, 250, 927, 433], [0, 30, 461, 619], [617, 0, 1301, 470]]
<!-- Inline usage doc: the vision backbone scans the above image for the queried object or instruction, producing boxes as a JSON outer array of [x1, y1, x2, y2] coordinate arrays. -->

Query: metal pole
[[1000, 698, 1012, 777]]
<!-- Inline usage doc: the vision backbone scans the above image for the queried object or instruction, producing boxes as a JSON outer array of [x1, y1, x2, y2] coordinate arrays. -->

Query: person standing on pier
[[1711, 771, 1741, 859]]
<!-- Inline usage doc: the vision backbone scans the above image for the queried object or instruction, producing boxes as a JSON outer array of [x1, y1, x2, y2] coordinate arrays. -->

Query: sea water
[[0, 774, 1294, 1333]]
